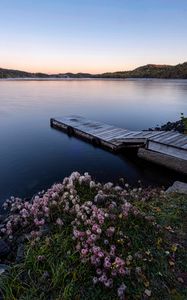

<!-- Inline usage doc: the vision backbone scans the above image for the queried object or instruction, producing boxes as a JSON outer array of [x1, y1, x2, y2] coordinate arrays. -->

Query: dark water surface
[[0, 79, 187, 204]]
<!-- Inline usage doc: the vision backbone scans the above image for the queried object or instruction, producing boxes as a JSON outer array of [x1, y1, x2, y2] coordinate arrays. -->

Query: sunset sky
[[0, 0, 187, 74]]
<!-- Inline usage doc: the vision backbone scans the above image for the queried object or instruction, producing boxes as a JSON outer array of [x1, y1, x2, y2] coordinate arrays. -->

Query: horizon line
[[1, 61, 186, 75]]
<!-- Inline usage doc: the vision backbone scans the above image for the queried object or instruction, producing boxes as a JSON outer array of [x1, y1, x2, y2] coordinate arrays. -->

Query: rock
[[0, 240, 10, 257], [0, 263, 10, 275], [16, 243, 25, 263], [166, 181, 187, 195], [150, 119, 184, 133]]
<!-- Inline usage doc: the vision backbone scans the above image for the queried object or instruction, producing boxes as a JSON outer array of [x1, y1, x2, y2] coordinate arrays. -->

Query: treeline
[[0, 62, 187, 79], [97, 62, 187, 79]]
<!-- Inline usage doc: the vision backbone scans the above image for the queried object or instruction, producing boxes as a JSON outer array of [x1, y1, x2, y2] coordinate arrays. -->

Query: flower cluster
[[0, 171, 167, 299]]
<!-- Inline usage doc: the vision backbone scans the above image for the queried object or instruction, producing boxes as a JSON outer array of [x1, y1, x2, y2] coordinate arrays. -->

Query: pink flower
[[96, 228, 102, 234], [115, 257, 125, 267], [37, 255, 45, 262], [91, 255, 96, 265], [99, 274, 108, 283], [98, 251, 104, 258], [106, 226, 115, 237], [31, 230, 40, 238], [92, 224, 99, 232], [90, 181, 96, 189], [73, 229, 79, 238], [117, 283, 127, 298], [34, 218, 45, 226], [86, 237, 93, 245], [103, 182, 113, 190], [104, 260, 111, 268], [90, 234, 97, 241], [110, 250, 115, 256], [93, 277, 98, 284], [56, 218, 63, 226], [118, 267, 125, 275], [96, 268, 102, 275], [43, 207, 49, 215], [81, 248, 88, 256], [111, 270, 117, 277], [111, 245, 116, 251], [104, 256, 110, 263], [95, 257, 101, 265], [104, 279, 113, 288], [92, 246, 100, 254], [20, 208, 29, 218], [76, 244, 81, 251]]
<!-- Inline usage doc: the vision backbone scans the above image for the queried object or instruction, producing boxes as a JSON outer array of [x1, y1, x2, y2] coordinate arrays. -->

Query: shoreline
[[1, 77, 187, 81]]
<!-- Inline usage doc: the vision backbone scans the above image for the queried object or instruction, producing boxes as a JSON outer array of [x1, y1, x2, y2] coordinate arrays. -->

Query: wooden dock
[[50, 115, 187, 174]]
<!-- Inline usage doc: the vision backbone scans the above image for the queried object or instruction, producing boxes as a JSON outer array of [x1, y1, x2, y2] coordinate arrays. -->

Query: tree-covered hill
[[98, 62, 187, 79]]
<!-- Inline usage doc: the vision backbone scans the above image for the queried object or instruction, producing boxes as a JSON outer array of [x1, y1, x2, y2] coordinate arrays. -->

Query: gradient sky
[[0, 0, 187, 73]]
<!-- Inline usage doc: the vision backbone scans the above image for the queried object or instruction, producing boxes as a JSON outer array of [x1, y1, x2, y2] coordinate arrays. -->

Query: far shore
[[1, 77, 187, 81]]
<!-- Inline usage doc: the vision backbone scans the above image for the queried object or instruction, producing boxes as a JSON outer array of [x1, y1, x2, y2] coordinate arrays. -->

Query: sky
[[0, 0, 187, 74]]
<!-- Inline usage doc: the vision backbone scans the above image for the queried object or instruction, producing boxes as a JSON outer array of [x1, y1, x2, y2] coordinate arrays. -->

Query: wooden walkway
[[50, 115, 187, 161]]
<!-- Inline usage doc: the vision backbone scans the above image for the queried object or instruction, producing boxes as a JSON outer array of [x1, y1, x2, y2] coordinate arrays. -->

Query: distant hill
[[0, 62, 187, 79], [0, 68, 50, 78], [0, 68, 94, 79], [98, 62, 187, 79]]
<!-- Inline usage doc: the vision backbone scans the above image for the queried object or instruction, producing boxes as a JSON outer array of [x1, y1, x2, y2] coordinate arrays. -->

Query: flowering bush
[[0, 172, 186, 299]]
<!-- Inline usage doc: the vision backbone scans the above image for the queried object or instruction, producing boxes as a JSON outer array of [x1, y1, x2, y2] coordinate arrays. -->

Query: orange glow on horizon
[[0, 62, 135, 74]]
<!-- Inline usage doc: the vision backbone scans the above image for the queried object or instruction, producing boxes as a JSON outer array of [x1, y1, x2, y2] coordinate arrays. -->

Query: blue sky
[[0, 0, 187, 73]]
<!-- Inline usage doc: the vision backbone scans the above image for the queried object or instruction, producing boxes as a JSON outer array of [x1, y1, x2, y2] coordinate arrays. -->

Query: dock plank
[[174, 138, 187, 147], [150, 132, 177, 142], [97, 128, 127, 139]]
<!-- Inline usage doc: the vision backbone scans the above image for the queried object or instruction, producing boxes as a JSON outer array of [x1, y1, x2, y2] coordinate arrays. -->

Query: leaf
[[171, 244, 177, 252], [154, 207, 161, 212], [157, 237, 162, 246], [144, 289, 152, 297], [73, 271, 77, 280], [144, 280, 150, 287], [165, 226, 175, 233], [169, 260, 175, 266], [177, 277, 184, 283], [126, 260, 131, 266]]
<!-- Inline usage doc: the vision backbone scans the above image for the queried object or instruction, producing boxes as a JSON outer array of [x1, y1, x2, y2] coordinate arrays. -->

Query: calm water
[[0, 79, 187, 205]]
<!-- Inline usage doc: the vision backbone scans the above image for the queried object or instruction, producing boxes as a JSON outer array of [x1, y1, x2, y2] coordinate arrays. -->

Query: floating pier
[[50, 115, 187, 174]]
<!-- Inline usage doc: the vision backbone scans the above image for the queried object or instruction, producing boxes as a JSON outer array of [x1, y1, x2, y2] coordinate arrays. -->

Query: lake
[[0, 79, 187, 206]]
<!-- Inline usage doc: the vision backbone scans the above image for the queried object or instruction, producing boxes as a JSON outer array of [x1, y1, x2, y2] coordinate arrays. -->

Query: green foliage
[[181, 113, 187, 132]]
